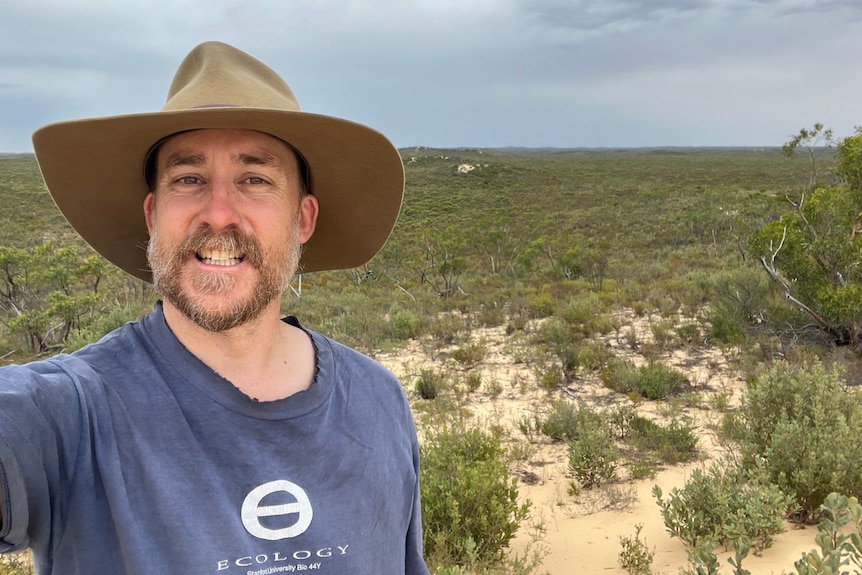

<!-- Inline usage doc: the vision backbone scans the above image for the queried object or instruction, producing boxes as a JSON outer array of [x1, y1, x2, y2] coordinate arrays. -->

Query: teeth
[[198, 250, 242, 266]]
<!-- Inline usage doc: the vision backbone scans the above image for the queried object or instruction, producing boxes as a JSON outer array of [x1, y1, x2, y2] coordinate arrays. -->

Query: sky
[[1, 0, 860, 152]]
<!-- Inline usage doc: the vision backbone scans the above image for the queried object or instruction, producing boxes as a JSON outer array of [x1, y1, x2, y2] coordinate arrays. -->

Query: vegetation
[[420, 425, 531, 571], [4, 132, 862, 573]]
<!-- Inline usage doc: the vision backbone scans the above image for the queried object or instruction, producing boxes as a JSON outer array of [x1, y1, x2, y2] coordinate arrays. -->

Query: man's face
[[143, 129, 318, 332]]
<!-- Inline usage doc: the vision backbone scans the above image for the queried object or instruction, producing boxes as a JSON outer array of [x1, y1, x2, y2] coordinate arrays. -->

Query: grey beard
[[147, 224, 301, 332]]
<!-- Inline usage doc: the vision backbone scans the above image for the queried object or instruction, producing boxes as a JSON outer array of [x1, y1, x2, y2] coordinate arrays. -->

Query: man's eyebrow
[[163, 151, 207, 170], [234, 151, 280, 167]]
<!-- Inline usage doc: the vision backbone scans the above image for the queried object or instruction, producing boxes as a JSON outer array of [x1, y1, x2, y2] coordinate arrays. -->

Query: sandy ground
[[376, 313, 824, 575]]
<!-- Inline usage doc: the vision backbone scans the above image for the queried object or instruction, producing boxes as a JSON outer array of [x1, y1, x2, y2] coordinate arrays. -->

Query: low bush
[[567, 409, 618, 489], [420, 426, 531, 568], [601, 360, 688, 400], [635, 363, 688, 400], [736, 361, 862, 523], [450, 341, 487, 369], [534, 400, 582, 442], [793, 492, 862, 575], [628, 416, 699, 464], [653, 458, 792, 553], [463, 371, 482, 393], [618, 523, 654, 575], [601, 358, 639, 394], [415, 369, 446, 400], [391, 308, 422, 340]]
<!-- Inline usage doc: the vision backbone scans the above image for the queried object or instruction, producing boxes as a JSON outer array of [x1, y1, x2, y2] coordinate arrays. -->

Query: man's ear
[[143, 192, 156, 233], [298, 194, 319, 244]]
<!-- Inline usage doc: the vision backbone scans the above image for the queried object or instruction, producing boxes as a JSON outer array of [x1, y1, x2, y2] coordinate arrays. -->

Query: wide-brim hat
[[31, 41, 404, 282]]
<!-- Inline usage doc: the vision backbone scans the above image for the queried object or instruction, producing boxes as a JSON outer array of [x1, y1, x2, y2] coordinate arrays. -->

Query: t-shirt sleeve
[[0, 360, 85, 553]]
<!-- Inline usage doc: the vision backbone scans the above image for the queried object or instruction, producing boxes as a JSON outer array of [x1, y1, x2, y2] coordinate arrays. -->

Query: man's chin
[[169, 296, 267, 332]]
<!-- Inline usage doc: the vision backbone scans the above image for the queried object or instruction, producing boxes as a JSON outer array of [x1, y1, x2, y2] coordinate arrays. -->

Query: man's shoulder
[[0, 313, 151, 386]]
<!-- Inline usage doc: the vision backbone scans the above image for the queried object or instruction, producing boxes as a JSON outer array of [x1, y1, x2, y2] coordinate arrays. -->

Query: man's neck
[[161, 300, 315, 401]]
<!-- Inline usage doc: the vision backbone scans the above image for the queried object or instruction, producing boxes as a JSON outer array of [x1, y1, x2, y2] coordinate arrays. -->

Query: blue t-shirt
[[0, 303, 429, 575]]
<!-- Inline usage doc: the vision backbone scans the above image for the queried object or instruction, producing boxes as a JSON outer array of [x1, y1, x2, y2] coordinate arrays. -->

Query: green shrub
[[650, 319, 677, 350], [793, 492, 862, 575], [618, 523, 654, 575], [653, 458, 792, 552], [450, 341, 487, 369], [626, 459, 658, 481], [429, 312, 466, 345], [415, 369, 446, 400], [628, 416, 699, 464], [567, 409, 618, 489], [463, 371, 482, 393], [676, 322, 703, 346], [601, 358, 639, 394], [420, 426, 531, 568], [607, 404, 637, 440], [601, 360, 688, 400], [736, 361, 862, 523], [527, 291, 556, 318], [559, 293, 604, 333], [634, 362, 688, 400], [392, 308, 422, 340], [576, 339, 611, 372], [708, 309, 746, 345], [535, 400, 582, 442]]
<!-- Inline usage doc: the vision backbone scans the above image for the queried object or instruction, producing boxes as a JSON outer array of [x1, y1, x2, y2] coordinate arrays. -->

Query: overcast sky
[[1, 0, 860, 152]]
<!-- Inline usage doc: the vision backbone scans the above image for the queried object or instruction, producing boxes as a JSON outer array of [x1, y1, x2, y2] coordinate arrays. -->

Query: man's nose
[[199, 181, 241, 231]]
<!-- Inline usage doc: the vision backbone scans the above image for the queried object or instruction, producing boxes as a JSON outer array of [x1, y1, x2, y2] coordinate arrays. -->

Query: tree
[[419, 225, 469, 297], [0, 242, 106, 354], [750, 127, 862, 349], [782, 122, 834, 188]]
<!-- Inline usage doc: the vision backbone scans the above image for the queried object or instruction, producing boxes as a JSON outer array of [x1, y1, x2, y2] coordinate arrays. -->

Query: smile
[[196, 249, 244, 267]]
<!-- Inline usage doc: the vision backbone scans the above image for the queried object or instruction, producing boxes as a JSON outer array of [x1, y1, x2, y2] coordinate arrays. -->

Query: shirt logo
[[241, 480, 314, 540]]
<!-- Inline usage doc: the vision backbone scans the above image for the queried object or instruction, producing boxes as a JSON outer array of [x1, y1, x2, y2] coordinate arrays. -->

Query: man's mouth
[[196, 249, 244, 267]]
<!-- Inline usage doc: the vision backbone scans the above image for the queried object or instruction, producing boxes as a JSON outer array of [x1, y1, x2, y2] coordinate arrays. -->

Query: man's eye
[[177, 176, 200, 185], [246, 176, 267, 185]]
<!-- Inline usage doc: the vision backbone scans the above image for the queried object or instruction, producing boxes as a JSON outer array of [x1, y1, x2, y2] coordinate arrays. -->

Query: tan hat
[[31, 41, 404, 282]]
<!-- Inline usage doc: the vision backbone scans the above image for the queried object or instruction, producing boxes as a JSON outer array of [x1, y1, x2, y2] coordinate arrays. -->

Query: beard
[[147, 221, 301, 332]]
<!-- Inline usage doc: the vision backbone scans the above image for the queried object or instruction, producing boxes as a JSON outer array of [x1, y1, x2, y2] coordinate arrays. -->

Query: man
[[0, 42, 429, 574]]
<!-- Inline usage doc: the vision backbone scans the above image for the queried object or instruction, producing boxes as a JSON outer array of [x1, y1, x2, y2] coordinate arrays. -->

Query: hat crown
[[163, 41, 301, 113]]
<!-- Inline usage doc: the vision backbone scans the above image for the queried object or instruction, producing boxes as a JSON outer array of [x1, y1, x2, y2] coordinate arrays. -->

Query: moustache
[[176, 226, 265, 270]]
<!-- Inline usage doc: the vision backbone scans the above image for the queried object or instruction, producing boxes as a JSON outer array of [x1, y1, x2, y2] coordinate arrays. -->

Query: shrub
[[391, 308, 422, 340], [618, 523, 654, 575], [567, 409, 618, 489], [559, 293, 604, 334], [527, 291, 556, 318], [420, 426, 531, 568], [429, 312, 465, 345], [653, 458, 792, 552], [450, 341, 487, 369], [628, 416, 699, 464], [535, 400, 582, 442], [707, 308, 746, 345], [576, 339, 611, 372], [736, 361, 862, 522], [793, 492, 862, 575], [601, 360, 688, 400], [601, 358, 639, 394], [415, 369, 446, 400], [634, 362, 688, 400], [463, 371, 482, 393]]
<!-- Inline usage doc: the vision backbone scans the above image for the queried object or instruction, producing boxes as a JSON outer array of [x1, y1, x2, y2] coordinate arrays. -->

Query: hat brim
[[32, 107, 404, 282]]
